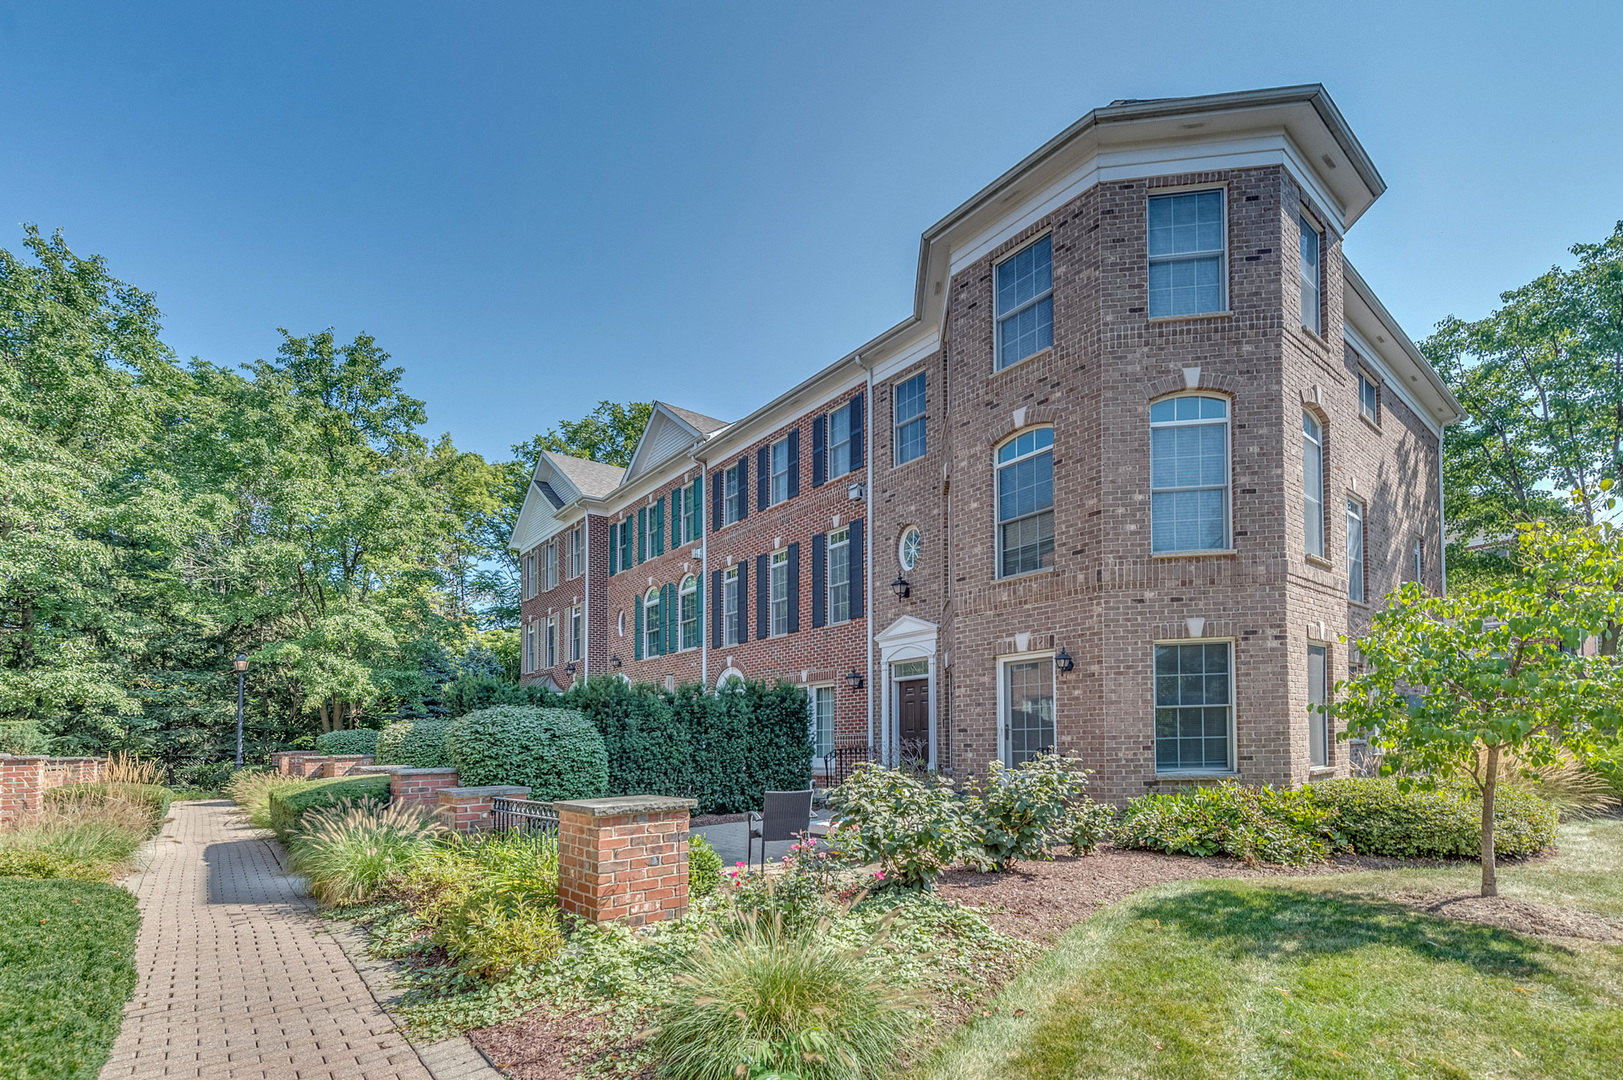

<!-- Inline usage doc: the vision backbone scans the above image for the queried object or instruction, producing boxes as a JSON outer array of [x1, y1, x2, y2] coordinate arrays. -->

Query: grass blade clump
[[410, 832, 563, 978], [287, 801, 444, 907], [0, 792, 158, 880], [225, 769, 309, 830]]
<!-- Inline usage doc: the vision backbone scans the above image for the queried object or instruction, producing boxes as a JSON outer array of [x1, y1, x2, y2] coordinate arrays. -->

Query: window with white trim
[[544, 613, 557, 669], [893, 372, 926, 465], [1299, 214, 1322, 335], [1150, 395, 1229, 553], [769, 550, 789, 637], [828, 400, 856, 479], [1154, 642, 1232, 773], [543, 542, 558, 592], [1308, 643, 1329, 768], [1003, 656, 1055, 766], [724, 463, 743, 525], [722, 567, 740, 647], [569, 605, 582, 662], [995, 235, 1053, 370], [523, 622, 535, 673], [1148, 190, 1225, 317], [1347, 499, 1366, 603], [1358, 370, 1379, 424], [809, 685, 835, 760], [1303, 412, 1324, 558], [996, 427, 1055, 578], [679, 575, 698, 651], [569, 524, 584, 579], [827, 527, 851, 623], [644, 589, 660, 658], [1413, 536, 1424, 584], [770, 438, 790, 505]]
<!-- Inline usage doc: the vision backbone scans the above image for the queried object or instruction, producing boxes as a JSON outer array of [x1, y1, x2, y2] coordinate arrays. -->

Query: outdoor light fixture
[[232, 653, 249, 768], [610, 655, 622, 668], [845, 668, 865, 690], [890, 576, 911, 599], [1054, 648, 1075, 674], [564, 662, 576, 676]]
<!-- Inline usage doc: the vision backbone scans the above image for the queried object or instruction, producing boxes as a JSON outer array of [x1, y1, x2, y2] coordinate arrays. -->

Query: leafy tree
[[1336, 522, 1623, 896], [1425, 222, 1623, 585], [515, 399, 653, 470]]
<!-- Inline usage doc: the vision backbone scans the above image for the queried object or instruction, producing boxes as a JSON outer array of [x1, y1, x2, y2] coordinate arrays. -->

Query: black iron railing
[[491, 797, 559, 835], [819, 744, 872, 787]]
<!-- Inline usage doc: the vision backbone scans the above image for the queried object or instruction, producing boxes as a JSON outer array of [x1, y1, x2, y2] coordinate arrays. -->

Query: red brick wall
[[555, 798, 693, 926], [518, 514, 606, 691], [389, 767, 460, 809]]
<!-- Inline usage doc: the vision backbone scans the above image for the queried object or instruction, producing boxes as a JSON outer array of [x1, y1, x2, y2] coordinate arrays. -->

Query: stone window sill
[[1152, 549, 1236, 559], [1148, 310, 1233, 325]]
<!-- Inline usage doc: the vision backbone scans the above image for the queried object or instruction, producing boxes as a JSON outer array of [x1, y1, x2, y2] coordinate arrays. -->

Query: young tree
[[1337, 522, 1623, 896]]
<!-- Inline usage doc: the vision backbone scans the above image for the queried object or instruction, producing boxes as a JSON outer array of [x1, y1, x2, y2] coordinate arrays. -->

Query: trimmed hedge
[[1114, 781, 1342, 865], [314, 728, 380, 756], [448, 706, 608, 802], [47, 783, 174, 827], [268, 775, 391, 842], [566, 677, 812, 814], [1309, 778, 1558, 858], [374, 718, 453, 768]]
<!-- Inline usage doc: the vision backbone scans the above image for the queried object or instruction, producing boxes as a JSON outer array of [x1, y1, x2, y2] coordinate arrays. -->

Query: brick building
[[510, 85, 1463, 801]]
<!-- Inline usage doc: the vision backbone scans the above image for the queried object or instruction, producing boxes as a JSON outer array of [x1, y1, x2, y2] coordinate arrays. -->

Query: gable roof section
[[622, 402, 731, 484], [547, 451, 625, 498], [510, 451, 626, 553]]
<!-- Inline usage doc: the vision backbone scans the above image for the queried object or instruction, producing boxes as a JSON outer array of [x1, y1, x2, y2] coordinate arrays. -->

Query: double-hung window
[[1154, 642, 1232, 773], [543, 543, 558, 592], [724, 463, 743, 525], [1148, 190, 1225, 317], [1299, 214, 1322, 335], [827, 527, 851, 623], [1308, 643, 1329, 768], [682, 479, 701, 542], [893, 373, 926, 465], [569, 606, 582, 662], [769, 550, 789, 637], [679, 575, 698, 651], [644, 589, 660, 658], [1358, 371, 1379, 424], [1303, 412, 1325, 558], [722, 567, 740, 647], [544, 614, 557, 669], [809, 685, 835, 760], [523, 622, 535, 673], [995, 235, 1053, 370], [770, 438, 790, 505], [1346, 500, 1366, 603], [570, 525, 584, 579], [1150, 396, 1229, 553], [829, 401, 855, 479], [996, 427, 1055, 578]]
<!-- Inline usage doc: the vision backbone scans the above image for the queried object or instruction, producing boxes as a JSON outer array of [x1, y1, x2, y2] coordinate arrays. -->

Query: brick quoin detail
[[555, 795, 696, 927]]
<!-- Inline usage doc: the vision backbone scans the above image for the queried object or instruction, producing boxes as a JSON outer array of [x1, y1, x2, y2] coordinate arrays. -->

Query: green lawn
[[923, 821, 1623, 1079], [0, 879, 141, 1080]]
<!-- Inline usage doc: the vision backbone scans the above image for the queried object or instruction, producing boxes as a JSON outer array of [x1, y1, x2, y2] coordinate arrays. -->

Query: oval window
[[899, 526, 922, 571]]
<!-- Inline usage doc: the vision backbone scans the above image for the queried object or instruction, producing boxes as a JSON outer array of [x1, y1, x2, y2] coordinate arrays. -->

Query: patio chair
[[747, 789, 828, 871]]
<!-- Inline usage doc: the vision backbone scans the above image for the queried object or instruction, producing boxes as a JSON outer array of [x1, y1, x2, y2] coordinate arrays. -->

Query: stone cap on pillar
[[394, 767, 459, 776], [554, 795, 698, 817], [441, 785, 531, 798]]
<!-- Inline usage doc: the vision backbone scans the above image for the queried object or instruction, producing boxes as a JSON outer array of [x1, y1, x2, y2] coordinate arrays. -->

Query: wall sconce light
[[564, 662, 576, 676], [610, 655, 622, 669], [890, 577, 911, 599], [1054, 648, 1075, 674], [845, 668, 865, 690]]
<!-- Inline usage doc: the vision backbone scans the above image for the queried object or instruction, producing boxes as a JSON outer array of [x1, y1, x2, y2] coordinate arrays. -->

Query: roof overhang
[[1343, 260, 1465, 434]]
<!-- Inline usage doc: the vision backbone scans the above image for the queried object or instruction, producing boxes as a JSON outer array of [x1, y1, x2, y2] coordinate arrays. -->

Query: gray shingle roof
[[546, 452, 626, 498], [662, 404, 729, 434]]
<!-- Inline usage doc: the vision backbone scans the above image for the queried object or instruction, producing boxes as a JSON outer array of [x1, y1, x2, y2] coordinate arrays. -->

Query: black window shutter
[[737, 457, 749, 521], [756, 553, 769, 640], [787, 429, 800, 498], [756, 446, 769, 509], [737, 561, 749, 643], [850, 518, 865, 617], [663, 583, 675, 655], [787, 542, 800, 633], [712, 471, 724, 532], [849, 393, 865, 471], [608, 523, 617, 575], [670, 489, 680, 550], [637, 507, 646, 563], [811, 533, 826, 628], [693, 475, 704, 541], [711, 570, 723, 648], [812, 415, 827, 486]]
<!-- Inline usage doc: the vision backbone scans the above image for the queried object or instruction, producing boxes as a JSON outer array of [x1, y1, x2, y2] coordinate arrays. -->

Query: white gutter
[[1438, 438, 1448, 596]]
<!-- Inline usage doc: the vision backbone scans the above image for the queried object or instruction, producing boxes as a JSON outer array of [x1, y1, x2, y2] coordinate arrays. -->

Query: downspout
[[862, 355, 876, 765], [582, 511, 590, 684], [696, 450, 710, 688], [1437, 435, 1448, 596]]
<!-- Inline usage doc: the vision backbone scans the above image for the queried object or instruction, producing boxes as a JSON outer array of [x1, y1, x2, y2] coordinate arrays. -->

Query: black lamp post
[[233, 653, 249, 768]]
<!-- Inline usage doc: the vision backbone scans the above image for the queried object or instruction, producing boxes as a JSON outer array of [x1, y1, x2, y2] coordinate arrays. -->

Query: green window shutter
[[671, 490, 680, 549], [634, 600, 644, 660], [691, 477, 703, 542], [663, 583, 676, 653], [608, 523, 618, 575], [693, 571, 703, 627], [652, 592, 663, 656], [653, 501, 664, 556], [637, 507, 647, 563]]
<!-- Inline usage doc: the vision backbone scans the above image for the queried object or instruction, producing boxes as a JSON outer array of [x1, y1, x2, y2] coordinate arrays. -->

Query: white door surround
[[874, 615, 939, 769]]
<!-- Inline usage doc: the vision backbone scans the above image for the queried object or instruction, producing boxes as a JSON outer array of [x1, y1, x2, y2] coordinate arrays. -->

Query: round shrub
[[375, 718, 453, 768], [314, 728, 380, 756], [1308, 777, 1558, 858], [448, 706, 608, 802], [688, 834, 722, 899]]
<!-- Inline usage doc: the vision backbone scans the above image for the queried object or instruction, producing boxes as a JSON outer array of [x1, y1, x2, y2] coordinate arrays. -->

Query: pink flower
[[873, 870, 886, 880], [736, 861, 746, 867]]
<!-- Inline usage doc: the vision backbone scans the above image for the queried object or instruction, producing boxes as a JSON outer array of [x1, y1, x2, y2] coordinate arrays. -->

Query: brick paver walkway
[[99, 800, 441, 1080]]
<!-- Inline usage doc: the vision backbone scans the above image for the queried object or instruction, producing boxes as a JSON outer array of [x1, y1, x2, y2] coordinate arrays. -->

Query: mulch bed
[[470, 1009, 631, 1080]]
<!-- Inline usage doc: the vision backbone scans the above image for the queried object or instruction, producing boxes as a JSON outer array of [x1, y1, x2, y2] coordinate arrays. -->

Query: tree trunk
[[1480, 743, 1500, 897]]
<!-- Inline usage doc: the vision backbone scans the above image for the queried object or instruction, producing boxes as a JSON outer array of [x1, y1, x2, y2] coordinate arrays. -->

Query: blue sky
[[2, 1, 1619, 462]]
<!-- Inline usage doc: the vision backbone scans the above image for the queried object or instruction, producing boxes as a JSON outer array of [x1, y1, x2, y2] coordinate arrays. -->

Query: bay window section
[[1148, 190, 1225, 317], [996, 427, 1055, 578], [995, 235, 1053, 370], [1347, 500, 1366, 603], [1150, 395, 1229, 553], [1154, 642, 1232, 773], [1003, 657, 1055, 766], [1303, 412, 1324, 558]]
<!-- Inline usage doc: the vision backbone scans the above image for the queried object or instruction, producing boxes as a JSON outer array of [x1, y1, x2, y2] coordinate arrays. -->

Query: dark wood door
[[897, 678, 929, 763]]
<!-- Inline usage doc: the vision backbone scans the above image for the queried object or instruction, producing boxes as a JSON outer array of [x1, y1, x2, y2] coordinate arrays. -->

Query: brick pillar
[[320, 755, 374, 778], [436, 785, 529, 833], [555, 795, 697, 927], [0, 756, 48, 827], [389, 767, 460, 809], [281, 751, 325, 777]]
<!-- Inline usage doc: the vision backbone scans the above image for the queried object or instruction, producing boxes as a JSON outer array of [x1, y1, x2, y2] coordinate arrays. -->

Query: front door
[[897, 677, 929, 766]]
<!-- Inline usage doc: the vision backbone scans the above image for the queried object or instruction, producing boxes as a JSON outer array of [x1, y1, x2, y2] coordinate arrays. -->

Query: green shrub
[[652, 916, 919, 1080], [0, 792, 158, 879], [268, 775, 391, 842], [410, 832, 563, 979], [0, 718, 48, 755], [0, 878, 140, 1079], [442, 673, 548, 718], [1308, 777, 1558, 858], [0, 849, 104, 881], [964, 754, 1090, 870], [1114, 781, 1343, 865], [374, 718, 453, 768], [168, 759, 233, 796], [225, 769, 309, 830], [826, 763, 969, 887], [287, 801, 445, 906], [47, 783, 173, 829], [1063, 798, 1116, 855], [448, 705, 608, 802], [314, 728, 380, 756], [689, 834, 722, 900]]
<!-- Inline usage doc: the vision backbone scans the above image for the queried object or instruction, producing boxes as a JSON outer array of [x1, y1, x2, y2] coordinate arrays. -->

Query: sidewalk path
[[99, 800, 462, 1080]]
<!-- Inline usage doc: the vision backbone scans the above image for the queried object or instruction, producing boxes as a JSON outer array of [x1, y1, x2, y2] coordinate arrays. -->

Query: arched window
[[716, 665, 745, 690], [996, 427, 1055, 578], [1303, 411, 1324, 558], [1150, 395, 1229, 553], [679, 575, 699, 651], [643, 588, 661, 658]]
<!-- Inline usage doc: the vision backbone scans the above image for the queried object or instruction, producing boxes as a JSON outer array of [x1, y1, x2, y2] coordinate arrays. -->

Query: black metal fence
[[819, 744, 872, 787], [491, 797, 559, 835]]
